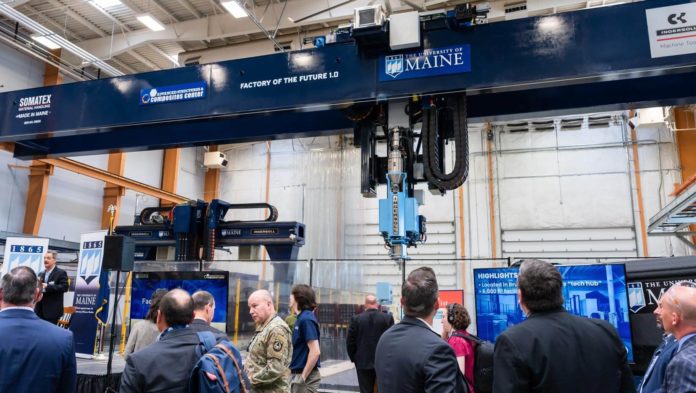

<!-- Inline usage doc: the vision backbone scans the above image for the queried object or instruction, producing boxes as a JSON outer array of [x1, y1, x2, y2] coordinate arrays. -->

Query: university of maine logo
[[385, 55, 404, 78], [79, 248, 102, 285], [628, 282, 646, 313]]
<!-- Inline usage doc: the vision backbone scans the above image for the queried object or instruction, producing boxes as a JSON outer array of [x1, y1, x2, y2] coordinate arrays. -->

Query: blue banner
[[379, 44, 471, 82], [139, 81, 207, 105], [70, 231, 107, 357], [131, 271, 229, 332], [474, 264, 633, 361]]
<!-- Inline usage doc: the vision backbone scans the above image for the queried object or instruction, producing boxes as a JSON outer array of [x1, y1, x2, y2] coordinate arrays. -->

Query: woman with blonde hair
[[123, 288, 167, 359]]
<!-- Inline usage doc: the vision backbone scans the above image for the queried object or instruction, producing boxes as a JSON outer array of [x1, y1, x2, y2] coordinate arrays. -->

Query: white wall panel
[[178, 147, 205, 201], [0, 152, 29, 233], [40, 167, 104, 241], [0, 42, 44, 92], [0, 43, 43, 234], [491, 113, 685, 259], [118, 151, 164, 226]]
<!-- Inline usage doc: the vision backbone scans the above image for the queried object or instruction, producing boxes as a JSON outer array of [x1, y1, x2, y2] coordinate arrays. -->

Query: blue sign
[[379, 44, 471, 82], [10, 245, 44, 253], [473, 264, 634, 361], [131, 271, 229, 330], [139, 81, 207, 105]]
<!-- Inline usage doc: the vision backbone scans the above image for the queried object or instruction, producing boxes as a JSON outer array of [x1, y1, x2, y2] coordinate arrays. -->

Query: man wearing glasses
[[659, 281, 696, 393]]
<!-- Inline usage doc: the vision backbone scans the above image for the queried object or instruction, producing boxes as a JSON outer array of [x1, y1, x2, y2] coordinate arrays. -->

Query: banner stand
[[70, 231, 108, 358]]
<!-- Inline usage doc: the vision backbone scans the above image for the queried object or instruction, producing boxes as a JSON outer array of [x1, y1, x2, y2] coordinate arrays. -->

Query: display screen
[[474, 264, 633, 361], [131, 271, 229, 333]]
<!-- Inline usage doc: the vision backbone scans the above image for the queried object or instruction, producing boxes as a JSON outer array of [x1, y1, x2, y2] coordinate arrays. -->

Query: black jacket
[[189, 318, 226, 336], [35, 267, 69, 322], [120, 327, 203, 393], [375, 316, 468, 393], [492, 309, 634, 393], [346, 309, 394, 369]]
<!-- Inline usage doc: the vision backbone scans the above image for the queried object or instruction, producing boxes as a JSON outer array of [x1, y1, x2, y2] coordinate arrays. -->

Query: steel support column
[[22, 161, 53, 235], [101, 153, 126, 229], [203, 145, 220, 202], [161, 148, 181, 207], [38, 158, 189, 204], [22, 49, 60, 236]]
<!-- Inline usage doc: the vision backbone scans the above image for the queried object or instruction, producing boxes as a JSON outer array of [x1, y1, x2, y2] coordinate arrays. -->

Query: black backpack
[[450, 332, 494, 393]]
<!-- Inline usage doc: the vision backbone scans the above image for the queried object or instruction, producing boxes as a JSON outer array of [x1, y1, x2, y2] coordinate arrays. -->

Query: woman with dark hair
[[123, 288, 167, 359], [289, 284, 321, 393], [443, 303, 476, 393]]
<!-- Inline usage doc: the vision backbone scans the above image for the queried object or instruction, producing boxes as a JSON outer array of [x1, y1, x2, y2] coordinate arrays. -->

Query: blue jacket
[[663, 335, 696, 393], [0, 308, 76, 393], [639, 335, 678, 393]]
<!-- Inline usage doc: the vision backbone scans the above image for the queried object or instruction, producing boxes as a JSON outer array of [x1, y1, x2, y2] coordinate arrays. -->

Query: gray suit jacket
[[663, 335, 696, 393]]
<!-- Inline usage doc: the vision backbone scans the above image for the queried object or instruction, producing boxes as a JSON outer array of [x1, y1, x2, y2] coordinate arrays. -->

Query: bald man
[[660, 281, 696, 393], [347, 294, 394, 393], [246, 289, 292, 393], [121, 289, 243, 393]]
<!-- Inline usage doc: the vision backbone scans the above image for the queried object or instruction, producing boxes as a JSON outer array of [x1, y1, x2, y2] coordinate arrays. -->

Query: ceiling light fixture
[[90, 0, 122, 9], [0, 3, 123, 75], [221, 1, 248, 18], [137, 14, 166, 32], [31, 35, 61, 50]]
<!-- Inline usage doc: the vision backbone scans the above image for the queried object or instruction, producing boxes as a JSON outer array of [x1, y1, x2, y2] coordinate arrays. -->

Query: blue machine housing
[[379, 174, 423, 258], [205, 199, 305, 261], [114, 201, 207, 261], [115, 199, 304, 261]]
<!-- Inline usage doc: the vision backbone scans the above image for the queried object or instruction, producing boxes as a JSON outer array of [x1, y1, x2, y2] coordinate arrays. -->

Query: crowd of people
[[0, 253, 695, 393]]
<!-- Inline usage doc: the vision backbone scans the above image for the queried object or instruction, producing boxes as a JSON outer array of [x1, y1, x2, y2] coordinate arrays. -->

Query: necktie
[[639, 336, 669, 393]]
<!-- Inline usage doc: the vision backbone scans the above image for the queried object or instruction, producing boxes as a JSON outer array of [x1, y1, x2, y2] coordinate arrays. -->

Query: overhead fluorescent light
[[137, 14, 166, 32], [221, 1, 248, 18], [90, 0, 122, 8], [0, 4, 123, 76], [31, 35, 60, 50]]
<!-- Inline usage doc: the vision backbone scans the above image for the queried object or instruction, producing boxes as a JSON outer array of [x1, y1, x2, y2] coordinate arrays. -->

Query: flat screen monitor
[[473, 264, 633, 362], [131, 271, 229, 333]]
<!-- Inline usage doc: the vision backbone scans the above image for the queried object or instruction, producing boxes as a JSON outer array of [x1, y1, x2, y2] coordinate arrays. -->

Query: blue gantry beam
[[1, 0, 695, 157]]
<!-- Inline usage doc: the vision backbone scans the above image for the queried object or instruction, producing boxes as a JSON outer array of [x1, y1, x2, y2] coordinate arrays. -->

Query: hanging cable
[[422, 94, 470, 192]]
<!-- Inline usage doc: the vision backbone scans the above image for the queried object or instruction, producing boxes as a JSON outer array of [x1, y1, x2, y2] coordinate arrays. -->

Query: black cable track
[[422, 94, 469, 192]]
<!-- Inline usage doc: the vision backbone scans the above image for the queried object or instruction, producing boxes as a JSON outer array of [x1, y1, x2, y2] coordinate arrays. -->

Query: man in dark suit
[[0, 266, 76, 393], [35, 251, 69, 325], [375, 267, 468, 393], [347, 294, 394, 393], [659, 281, 696, 393], [190, 290, 225, 335], [492, 259, 634, 393], [120, 288, 243, 393]]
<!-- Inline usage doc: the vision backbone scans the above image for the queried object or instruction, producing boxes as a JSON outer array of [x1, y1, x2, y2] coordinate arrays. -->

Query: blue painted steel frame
[[2, 0, 696, 158]]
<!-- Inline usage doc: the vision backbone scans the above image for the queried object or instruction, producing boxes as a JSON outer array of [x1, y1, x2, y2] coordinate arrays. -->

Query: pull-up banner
[[1, 237, 49, 277], [70, 231, 108, 358]]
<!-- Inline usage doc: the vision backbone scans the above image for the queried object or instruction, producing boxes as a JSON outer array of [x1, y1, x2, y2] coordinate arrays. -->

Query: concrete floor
[[77, 350, 360, 392]]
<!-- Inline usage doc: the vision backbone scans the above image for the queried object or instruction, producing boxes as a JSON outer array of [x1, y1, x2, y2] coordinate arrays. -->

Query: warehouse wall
[[0, 42, 45, 235], [216, 110, 691, 324], [0, 40, 206, 241]]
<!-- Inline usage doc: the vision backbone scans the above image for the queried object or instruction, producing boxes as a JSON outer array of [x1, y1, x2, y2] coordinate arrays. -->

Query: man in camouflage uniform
[[246, 289, 293, 393]]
